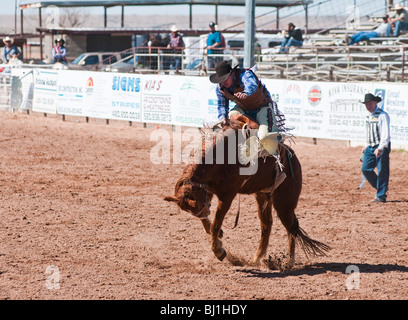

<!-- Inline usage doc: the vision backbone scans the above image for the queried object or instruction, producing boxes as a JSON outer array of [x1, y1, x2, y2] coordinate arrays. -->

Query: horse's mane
[[175, 121, 244, 196], [198, 120, 243, 159]]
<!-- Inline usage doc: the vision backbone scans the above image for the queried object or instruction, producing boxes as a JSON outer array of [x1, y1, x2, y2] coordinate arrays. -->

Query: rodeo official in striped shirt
[[361, 93, 391, 203]]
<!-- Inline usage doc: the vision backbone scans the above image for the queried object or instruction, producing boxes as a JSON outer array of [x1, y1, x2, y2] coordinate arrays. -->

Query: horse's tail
[[291, 218, 331, 258]]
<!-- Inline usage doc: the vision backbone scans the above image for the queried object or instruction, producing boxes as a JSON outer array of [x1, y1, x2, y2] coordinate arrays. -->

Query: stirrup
[[259, 132, 280, 156], [238, 136, 259, 165]]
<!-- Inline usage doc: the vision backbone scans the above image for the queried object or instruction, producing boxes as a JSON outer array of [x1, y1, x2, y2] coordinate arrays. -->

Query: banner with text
[[25, 69, 408, 146]]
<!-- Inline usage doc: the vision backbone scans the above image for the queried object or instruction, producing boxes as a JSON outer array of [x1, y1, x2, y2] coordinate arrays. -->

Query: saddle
[[228, 113, 282, 162], [227, 114, 287, 193], [229, 113, 259, 130]]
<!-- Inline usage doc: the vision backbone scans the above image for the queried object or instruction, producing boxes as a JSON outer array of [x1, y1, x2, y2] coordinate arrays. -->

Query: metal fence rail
[[255, 45, 408, 82], [102, 44, 408, 83]]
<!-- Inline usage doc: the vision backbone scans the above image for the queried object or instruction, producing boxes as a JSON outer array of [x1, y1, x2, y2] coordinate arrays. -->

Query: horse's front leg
[[200, 218, 223, 238], [210, 196, 234, 261]]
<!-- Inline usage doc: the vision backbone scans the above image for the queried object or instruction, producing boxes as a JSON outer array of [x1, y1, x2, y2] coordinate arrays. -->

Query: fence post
[[402, 47, 405, 83], [157, 50, 161, 74]]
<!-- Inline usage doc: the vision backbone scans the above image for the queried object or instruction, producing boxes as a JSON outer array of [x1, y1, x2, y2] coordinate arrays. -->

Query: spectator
[[52, 38, 67, 64], [279, 23, 303, 54], [147, 34, 162, 70], [1, 36, 21, 64], [346, 15, 391, 45], [389, 3, 408, 36], [205, 22, 223, 69], [167, 25, 185, 72], [360, 93, 391, 203]]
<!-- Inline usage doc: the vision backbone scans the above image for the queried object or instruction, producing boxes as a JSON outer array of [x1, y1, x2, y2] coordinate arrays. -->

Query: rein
[[188, 179, 245, 229], [188, 180, 213, 219]]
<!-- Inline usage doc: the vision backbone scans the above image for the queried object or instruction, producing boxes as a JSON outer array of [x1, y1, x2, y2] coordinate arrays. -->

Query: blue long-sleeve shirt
[[52, 46, 67, 61], [216, 70, 271, 120], [1, 46, 21, 63]]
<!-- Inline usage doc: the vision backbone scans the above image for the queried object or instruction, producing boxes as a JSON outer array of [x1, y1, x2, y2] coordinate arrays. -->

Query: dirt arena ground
[[1, 110, 408, 301]]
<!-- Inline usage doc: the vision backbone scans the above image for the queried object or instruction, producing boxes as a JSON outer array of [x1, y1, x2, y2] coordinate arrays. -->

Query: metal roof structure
[[20, 0, 314, 31], [20, 0, 312, 9], [18, 0, 314, 60]]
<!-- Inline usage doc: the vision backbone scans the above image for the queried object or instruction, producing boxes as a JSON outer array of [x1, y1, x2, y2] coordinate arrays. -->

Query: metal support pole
[[244, 0, 255, 68], [121, 6, 124, 27], [20, 9, 24, 36], [189, 4, 192, 28], [14, 0, 17, 38], [104, 6, 107, 28], [402, 47, 405, 82], [305, 4, 309, 34]]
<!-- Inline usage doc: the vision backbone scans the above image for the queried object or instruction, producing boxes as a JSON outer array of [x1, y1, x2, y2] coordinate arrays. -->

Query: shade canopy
[[20, 0, 312, 10]]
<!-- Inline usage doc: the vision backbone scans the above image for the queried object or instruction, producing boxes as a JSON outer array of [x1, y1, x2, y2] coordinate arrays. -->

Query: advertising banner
[[141, 75, 173, 124], [56, 70, 89, 116], [108, 73, 142, 121], [23, 68, 408, 147], [323, 82, 372, 141], [375, 83, 408, 144], [32, 69, 58, 114], [172, 76, 216, 127]]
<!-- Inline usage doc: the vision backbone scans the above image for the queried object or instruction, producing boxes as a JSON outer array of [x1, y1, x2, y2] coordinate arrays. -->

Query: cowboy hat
[[209, 60, 238, 84], [394, 3, 404, 10], [3, 36, 14, 44], [361, 93, 382, 104], [55, 38, 65, 44], [170, 25, 178, 33]]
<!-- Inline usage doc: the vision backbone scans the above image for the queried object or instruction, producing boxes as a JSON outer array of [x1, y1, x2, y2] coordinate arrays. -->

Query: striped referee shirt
[[366, 107, 391, 150]]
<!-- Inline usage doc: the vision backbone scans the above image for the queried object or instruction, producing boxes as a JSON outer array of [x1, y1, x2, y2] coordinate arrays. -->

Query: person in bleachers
[[346, 15, 391, 45], [52, 38, 67, 64], [205, 22, 223, 69], [1, 36, 21, 64], [278, 23, 303, 54], [389, 3, 408, 36], [167, 25, 185, 72]]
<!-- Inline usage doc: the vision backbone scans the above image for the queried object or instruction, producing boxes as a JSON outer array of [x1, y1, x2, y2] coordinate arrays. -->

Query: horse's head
[[164, 178, 212, 219]]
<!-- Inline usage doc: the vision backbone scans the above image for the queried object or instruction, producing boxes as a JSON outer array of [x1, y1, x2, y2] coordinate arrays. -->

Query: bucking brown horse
[[164, 116, 330, 269]]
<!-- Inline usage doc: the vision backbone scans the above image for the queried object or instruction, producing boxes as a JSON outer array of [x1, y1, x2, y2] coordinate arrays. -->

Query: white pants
[[229, 103, 281, 155]]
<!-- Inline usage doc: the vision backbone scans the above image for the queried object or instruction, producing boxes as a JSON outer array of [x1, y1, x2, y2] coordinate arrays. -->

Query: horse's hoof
[[219, 229, 224, 239], [282, 259, 294, 271], [216, 249, 227, 261]]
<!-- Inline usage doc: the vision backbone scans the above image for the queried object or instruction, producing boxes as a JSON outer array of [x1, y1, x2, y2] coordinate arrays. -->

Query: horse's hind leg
[[274, 205, 298, 270], [252, 192, 273, 264], [272, 166, 302, 269]]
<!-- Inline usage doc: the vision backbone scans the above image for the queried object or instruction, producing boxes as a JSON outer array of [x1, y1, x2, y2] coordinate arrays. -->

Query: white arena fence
[[1, 66, 408, 148], [0, 72, 12, 110]]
